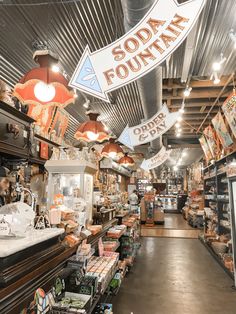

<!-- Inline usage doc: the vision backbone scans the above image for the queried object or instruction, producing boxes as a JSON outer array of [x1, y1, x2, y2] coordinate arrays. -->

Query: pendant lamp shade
[[101, 139, 124, 159], [74, 112, 109, 143], [13, 50, 74, 108], [118, 153, 135, 167]]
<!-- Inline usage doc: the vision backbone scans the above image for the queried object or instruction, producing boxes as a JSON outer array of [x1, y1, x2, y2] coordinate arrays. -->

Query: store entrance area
[[112, 237, 236, 314]]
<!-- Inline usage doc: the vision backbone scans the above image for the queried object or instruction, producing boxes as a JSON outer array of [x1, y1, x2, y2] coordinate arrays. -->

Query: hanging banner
[[212, 112, 233, 148], [222, 93, 236, 139], [203, 125, 218, 158], [69, 0, 205, 101], [199, 135, 213, 163], [140, 146, 171, 171], [118, 104, 180, 149]]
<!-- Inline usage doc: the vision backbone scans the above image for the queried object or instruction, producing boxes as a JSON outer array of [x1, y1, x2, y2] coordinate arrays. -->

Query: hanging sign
[[118, 104, 180, 149], [140, 146, 171, 171], [203, 125, 219, 158], [212, 112, 233, 148], [199, 135, 213, 163], [222, 93, 236, 140], [69, 0, 205, 101]]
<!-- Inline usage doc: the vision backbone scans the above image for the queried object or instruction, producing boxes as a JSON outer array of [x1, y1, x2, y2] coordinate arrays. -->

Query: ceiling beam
[[197, 73, 235, 132], [169, 100, 224, 108], [163, 75, 233, 89], [163, 88, 231, 100]]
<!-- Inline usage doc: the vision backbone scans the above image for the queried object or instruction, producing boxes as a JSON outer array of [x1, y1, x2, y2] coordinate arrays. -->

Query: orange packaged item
[[87, 225, 102, 235], [53, 193, 64, 205], [63, 234, 79, 247], [59, 220, 78, 233], [61, 208, 75, 221]]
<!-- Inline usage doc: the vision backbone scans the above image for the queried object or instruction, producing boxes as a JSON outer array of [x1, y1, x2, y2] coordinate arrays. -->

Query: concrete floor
[[112, 238, 236, 314], [156, 213, 194, 229]]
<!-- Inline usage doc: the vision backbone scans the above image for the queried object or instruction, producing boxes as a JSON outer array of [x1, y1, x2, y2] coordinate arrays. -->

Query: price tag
[[0, 221, 10, 236], [23, 130, 28, 138], [37, 145, 40, 152]]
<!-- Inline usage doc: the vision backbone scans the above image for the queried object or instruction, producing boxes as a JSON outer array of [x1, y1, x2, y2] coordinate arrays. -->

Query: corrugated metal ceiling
[[0, 0, 236, 143]]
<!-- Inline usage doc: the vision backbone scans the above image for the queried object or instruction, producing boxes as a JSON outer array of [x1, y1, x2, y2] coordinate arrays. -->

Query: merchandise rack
[[202, 151, 236, 281], [199, 235, 234, 280]]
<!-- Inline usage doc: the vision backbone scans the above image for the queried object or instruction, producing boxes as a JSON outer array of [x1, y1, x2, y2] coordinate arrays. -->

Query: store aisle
[[141, 213, 200, 238], [112, 238, 236, 314]]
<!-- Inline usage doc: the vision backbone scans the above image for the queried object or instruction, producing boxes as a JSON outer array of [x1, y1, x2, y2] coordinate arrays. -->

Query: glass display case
[[45, 160, 97, 221]]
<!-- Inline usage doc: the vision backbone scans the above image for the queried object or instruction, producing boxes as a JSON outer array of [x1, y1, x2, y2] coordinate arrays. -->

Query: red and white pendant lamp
[[101, 138, 124, 159], [13, 50, 74, 107], [74, 112, 110, 143], [118, 152, 135, 167]]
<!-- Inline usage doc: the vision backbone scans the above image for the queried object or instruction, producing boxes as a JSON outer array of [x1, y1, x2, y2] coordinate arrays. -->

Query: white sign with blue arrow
[[140, 146, 171, 171], [118, 104, 180, 150], [69, 0, 205, 101]]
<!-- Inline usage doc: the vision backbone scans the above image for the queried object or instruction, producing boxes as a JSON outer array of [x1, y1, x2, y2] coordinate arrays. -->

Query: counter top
[[0, 228, 64, 258]]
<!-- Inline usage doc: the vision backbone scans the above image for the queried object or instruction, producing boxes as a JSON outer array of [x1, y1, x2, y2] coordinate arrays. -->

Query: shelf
[[87, 218, 118, 247], [203, 163, 216, 171], [217, 198, 229, 203], [216, 150, 236, 165], [199, 236, 234, 280], [217, 170, 227, 177], [34, 133, 61, 147], [45, 159, 97, 174], [204, 174, 216, 180]]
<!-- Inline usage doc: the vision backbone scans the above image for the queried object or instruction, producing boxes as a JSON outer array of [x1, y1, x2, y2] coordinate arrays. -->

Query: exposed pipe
[[121, 0, 162, 153], [121, 0, 163, 179]]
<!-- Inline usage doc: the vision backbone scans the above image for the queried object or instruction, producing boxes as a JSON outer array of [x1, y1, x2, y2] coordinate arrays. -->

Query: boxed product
[[102, 240, 119, 252], [107, 225, 127, 238], [87, 225, 102, 235]]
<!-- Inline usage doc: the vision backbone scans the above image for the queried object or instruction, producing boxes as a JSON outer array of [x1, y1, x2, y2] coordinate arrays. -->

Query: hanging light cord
[[197, 73, 235, 133]]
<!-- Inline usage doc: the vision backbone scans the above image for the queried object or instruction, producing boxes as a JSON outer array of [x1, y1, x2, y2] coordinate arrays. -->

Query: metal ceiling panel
[[0, 0, 236, 144]]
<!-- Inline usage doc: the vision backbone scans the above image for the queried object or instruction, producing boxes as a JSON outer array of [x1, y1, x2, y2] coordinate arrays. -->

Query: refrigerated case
[[45, 160, 97, 220], [228, 176, 236, 287]]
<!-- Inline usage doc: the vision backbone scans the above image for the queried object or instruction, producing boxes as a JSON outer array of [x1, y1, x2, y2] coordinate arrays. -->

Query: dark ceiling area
[[0, 0, 236, 153]]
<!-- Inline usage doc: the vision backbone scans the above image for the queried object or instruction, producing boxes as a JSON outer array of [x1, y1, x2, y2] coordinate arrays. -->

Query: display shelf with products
[[201, 151, 236, 280], [182, 191, 204, 228]]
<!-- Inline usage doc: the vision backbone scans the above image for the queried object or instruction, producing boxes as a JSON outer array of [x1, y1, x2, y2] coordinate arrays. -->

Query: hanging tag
[[23, 130, 28, 138], [0, 220, 10, 236]]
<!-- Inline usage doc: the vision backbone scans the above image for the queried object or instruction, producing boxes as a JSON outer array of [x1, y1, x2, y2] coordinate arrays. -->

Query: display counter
[[0, 218, 118, 313], [0, 228, 64, 258]]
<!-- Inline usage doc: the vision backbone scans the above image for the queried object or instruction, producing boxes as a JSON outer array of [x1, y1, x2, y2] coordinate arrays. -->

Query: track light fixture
[[212, 53, 226, 72], [212, 72, 220, 85], [183, 86, 192, 97]]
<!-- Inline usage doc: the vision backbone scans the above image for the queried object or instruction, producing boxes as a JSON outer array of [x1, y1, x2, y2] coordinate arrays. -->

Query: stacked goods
[[87, 225, 103, 235], [106, 225, 127, 238], [86, 256, 118, 292], [102, 240, 119, 252], [123, 216, 136, 227], [183, 191, 204, 228]]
